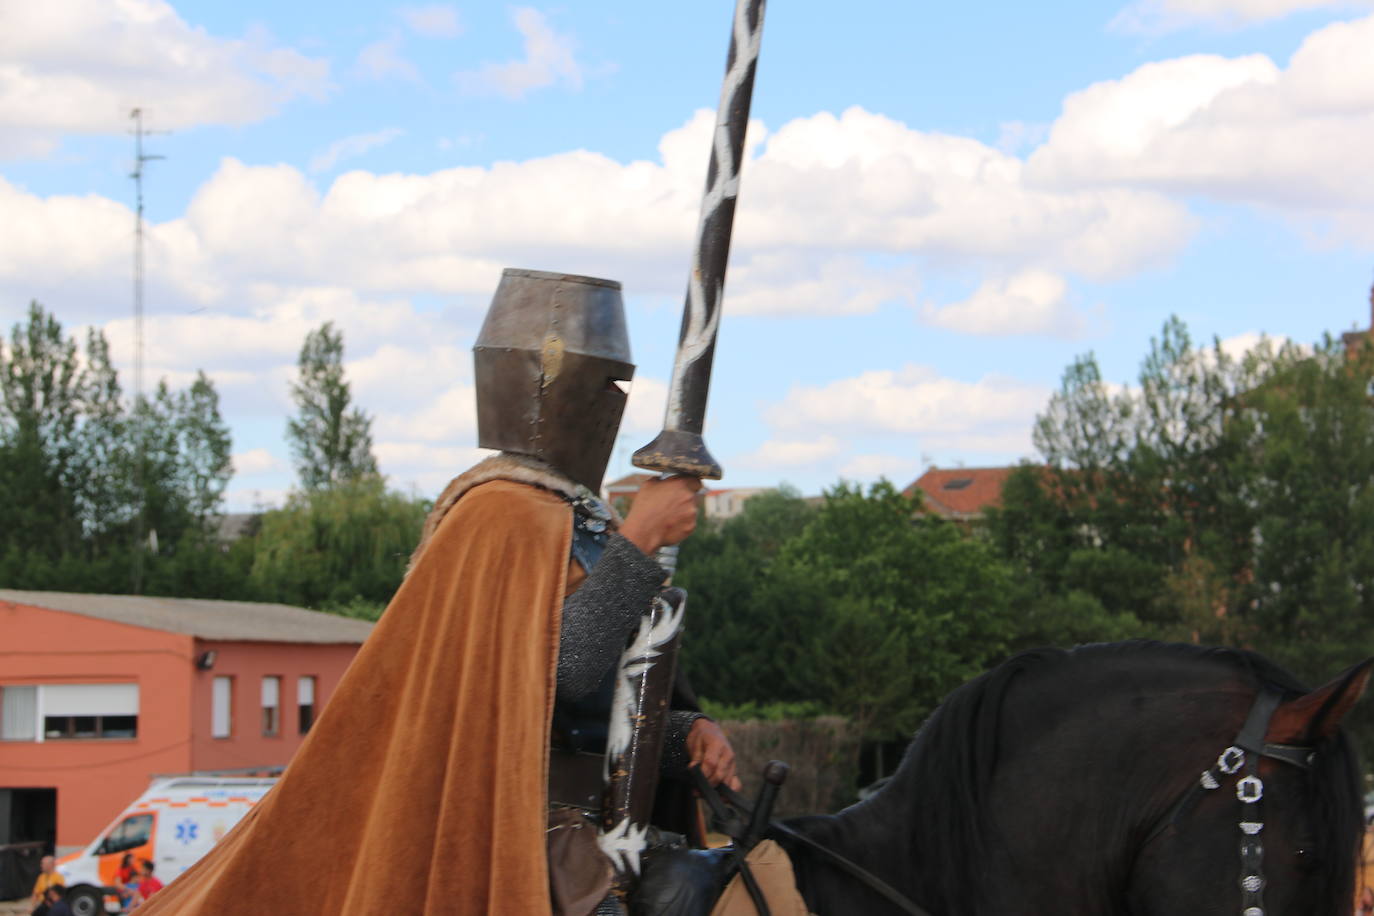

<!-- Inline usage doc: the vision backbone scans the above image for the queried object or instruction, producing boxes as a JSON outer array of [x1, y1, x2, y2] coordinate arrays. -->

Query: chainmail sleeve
[[557, 532, 666, 699], [659, 709, 709, 775]]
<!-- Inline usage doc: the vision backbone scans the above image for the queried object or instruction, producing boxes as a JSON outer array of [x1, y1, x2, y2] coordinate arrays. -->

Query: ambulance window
[[97, 814, 153, 855]]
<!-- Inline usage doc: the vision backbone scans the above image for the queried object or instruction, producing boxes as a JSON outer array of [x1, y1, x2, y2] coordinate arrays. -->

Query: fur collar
[[408, 453, 618, 573]]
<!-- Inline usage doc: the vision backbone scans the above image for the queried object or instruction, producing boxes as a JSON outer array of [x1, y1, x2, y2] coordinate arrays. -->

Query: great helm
[[473, 268, 634, 492]]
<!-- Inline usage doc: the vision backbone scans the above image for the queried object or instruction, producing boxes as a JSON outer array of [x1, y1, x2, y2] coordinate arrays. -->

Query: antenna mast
[[130, 107, 164, 593]]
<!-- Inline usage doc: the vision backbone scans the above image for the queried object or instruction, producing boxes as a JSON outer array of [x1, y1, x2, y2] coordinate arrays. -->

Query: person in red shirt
[[135, 861, 162, 902]]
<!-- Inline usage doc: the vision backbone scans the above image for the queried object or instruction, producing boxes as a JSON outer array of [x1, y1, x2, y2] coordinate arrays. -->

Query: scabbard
[[597, 586, 686, 891]]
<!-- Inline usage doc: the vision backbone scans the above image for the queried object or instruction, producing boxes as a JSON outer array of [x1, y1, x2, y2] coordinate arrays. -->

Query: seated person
[[136, 861, 163, 901], [114, 853, 138, 911], [40, 886, 73, 916], [30, 855, 65, 916]]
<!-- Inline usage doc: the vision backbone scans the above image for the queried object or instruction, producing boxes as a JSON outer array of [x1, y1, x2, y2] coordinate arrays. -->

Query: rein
[[692, 769, 934, 916], [765, 817, 934, 916], [1139, 687, 1314, 916]]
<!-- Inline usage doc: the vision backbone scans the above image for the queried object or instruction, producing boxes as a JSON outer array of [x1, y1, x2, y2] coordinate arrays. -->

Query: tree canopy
[[0, 303, 236, 595], [990, 318, 1374, 753], [286, 322, 378, 490]]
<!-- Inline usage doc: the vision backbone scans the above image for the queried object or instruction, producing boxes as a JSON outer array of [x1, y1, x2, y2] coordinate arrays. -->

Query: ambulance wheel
[[66, 886, 104, 916]]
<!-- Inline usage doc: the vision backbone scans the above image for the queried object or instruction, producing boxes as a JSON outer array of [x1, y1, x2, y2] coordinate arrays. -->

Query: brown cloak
[[141, 459, 575, 915]]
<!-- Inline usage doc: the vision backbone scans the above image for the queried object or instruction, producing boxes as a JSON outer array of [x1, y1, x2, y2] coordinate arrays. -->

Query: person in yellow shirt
[[31, 855, 66, 916]]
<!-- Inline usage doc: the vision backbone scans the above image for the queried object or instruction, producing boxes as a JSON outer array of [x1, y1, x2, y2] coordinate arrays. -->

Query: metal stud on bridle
[[1149, 688, 1314, 916]]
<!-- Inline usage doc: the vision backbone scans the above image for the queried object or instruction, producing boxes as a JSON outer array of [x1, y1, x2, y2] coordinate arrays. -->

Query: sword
[[597, 0, 767, 897]]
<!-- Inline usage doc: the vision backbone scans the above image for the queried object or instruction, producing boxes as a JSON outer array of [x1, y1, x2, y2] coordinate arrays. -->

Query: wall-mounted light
[[196, 650, 218, 671]]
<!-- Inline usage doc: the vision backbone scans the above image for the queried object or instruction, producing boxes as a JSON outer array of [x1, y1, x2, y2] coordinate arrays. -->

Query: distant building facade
[[701, 487, 771, 521], [1339, 283, 1374, 358], [0, 591, 371, 851], [603, 472, 656, 516]]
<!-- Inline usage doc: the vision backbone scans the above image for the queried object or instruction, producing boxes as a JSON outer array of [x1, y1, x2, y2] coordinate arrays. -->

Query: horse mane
[[852, 640, 1362, 914]]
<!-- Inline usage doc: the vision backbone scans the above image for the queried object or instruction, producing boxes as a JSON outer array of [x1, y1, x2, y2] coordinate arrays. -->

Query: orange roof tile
[[904, 466, 1021, 519]]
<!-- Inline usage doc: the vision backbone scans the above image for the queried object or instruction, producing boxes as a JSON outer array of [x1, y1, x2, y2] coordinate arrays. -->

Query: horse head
[[1128, 657, 1372, 916], [776, 643, 1371, 916]]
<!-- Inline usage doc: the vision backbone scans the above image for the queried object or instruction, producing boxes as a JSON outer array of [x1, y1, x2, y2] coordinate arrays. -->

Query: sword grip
[[655, 544, 680, 581]]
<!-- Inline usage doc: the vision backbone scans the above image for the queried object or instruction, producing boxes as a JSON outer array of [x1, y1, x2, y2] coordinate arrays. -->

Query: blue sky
[[3, 0, 1374, 507]]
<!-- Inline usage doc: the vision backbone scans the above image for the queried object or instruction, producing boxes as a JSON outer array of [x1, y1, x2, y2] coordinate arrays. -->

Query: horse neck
[[781, 801, 920, 915]]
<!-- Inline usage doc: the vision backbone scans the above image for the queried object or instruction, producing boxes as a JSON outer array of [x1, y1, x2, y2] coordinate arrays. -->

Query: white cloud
[[373, 442, 491, 494], [1028, 15, 1374, 234], [1111, 0, 1374, 32], [375, 384, 476, 444], [0, 0, 330, 156], [7, 105, 1190, 324], [232, 448, 282, 476], [765, 364, 1049, 454], [922, 270, 1088, 338], [996, 120, 1050, 154], [456, 7, 584, 99], [622, 377, 670, 437], [735, 436, 845, 469], [401, 4, 463, 38], [0, 95, 1207, 498], [727, 253, 919, 317], [743, 108, 1192, 280], [309, 128, 406, 174], [838, 453, 922, 482], [1215, 330, 1301, 360], [356, 33, 421, 84]]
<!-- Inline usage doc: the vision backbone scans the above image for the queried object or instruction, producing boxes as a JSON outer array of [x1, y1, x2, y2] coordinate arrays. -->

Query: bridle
[[696, 686, 1314, 916], [1140, 687, 1315, 916]]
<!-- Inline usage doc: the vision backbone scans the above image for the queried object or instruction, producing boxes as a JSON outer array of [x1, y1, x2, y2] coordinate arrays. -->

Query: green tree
[[770, 482, 1019, 742], [0, 302, 85, 560], [250, 476, 428, 613], [997, 319, 1305, 634], [286, 322, 377, 489], [0, 302, 237, 596], [75, 328, 132, 551], [1238, 341, 1374, 678], [995, 317, 1374, 726], [681, 482, 1021, 745], [677, 487, 818, 703]]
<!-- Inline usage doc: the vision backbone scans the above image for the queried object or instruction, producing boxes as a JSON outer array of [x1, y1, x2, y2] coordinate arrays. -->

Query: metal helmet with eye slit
[[473, 268, 634, 492]]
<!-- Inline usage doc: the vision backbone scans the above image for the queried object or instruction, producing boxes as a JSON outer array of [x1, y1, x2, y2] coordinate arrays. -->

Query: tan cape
[[140, 456, 578, 915]]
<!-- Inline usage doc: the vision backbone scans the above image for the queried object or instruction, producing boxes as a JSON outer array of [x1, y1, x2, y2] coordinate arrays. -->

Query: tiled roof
[[0, 590, 374, 644], [904, 466, 1019, 519], [604, 473, 654, 493]]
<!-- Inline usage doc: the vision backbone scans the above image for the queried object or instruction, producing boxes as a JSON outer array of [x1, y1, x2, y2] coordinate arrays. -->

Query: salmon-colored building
[[0, 590, 372, 851]]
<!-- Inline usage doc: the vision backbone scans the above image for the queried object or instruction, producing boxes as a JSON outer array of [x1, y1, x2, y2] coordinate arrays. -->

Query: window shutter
[[2, 686, 37, 741]]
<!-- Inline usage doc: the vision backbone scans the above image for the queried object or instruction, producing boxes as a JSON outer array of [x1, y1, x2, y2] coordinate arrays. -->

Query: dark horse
[[770, 641, 1370, 915]]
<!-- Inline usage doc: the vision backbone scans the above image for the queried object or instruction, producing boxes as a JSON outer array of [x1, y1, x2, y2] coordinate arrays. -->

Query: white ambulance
[[56, 776, 275, 916]]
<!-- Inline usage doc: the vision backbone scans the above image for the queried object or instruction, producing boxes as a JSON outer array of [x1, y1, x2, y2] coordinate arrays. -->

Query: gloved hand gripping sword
[[596, 0, 767, 896]]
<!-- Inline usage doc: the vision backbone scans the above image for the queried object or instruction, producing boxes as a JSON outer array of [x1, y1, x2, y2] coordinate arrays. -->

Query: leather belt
[[549, 748, 605, 811]]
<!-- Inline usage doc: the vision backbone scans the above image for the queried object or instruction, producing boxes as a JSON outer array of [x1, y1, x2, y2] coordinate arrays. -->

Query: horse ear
[[1267, 658, 1374, 744]]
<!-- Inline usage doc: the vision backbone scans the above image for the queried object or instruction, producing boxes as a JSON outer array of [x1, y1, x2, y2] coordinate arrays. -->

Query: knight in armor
[[138, 269, 738, 916]]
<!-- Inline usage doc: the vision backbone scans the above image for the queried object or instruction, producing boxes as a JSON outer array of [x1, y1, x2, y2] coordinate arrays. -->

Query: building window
[[1, 686, 38, 741], [43, 715, 138, 739], [261, 676, 281, 737], [5, 684, 139, 742], [212, 677, 233, 738], [297, 676, 316, 735]]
